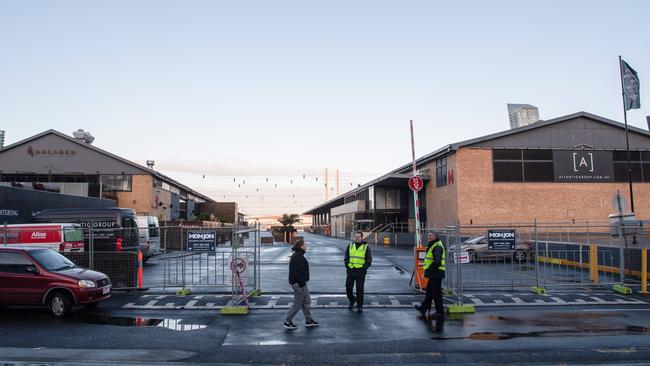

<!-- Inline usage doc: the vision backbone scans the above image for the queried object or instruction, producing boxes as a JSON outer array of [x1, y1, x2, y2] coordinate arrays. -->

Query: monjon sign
[[487, 229, 516, 251], [187, 231, 217, 251]]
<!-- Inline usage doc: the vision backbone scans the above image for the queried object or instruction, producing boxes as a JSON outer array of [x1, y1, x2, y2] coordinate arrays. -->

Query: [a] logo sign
[[573, 152, 594, 173]]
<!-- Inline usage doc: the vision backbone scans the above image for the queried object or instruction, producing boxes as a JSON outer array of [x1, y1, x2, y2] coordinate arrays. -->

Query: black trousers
[[421, 277, 444, 314], [345, 271, 366, 308]]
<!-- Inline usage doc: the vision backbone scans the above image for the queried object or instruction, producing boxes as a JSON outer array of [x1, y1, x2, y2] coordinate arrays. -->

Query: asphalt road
[[2, 232, 650, 365]]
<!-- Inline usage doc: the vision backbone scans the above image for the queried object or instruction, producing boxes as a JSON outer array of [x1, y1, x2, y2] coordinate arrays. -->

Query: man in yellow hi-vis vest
[[344, 231, 372, 313], [415, 231, 445, 319]]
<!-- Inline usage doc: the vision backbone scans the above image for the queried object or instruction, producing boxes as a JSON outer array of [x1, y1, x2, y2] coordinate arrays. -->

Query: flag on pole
[[621, 59, 641, 110]]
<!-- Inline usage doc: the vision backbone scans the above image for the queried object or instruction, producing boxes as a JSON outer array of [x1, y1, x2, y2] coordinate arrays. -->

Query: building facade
[[306, 112, 650, 237], [0, 130, 241, 222], [507, 103, 540, 129]]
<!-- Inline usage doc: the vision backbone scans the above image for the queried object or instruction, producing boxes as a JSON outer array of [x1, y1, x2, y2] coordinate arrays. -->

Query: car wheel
[[467, 250, 476, 262], [49, 292, 72, 319], [513, 250, 526, 263]]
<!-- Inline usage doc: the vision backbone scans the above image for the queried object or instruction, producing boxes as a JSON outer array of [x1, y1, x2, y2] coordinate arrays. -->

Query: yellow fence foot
[[220, 306, 249, 315], [531, 286, 547, 295], [612, 284, 633, 295], [447, 303, 475, 314], [176, 288, 192, 296]]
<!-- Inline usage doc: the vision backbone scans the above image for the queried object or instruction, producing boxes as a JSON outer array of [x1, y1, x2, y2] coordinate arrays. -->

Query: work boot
[[348, 297, 356, 310], [414, 304, 426, 316]]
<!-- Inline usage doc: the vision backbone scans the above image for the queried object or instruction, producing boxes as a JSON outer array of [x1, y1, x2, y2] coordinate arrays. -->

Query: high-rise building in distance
[[507, 104, 539, 129]]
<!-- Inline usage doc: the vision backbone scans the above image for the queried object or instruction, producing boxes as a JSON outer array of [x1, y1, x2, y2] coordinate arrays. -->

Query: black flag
[[621, 59, 640, 110]]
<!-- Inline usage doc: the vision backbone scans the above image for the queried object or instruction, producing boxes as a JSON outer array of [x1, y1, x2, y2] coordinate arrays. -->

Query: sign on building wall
[[187, 230, 217, 251], [487, 229, 516, 250], [553, 150, 614, 182]]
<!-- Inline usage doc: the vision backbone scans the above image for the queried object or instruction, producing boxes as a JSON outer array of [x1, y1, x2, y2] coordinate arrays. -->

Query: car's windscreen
[[63, 227, 84, 242], [30, 249, 76, 271]]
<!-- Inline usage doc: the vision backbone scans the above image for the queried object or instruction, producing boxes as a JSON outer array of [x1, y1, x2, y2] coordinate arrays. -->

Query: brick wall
[[455, 147, 650, 225], [115, 175, 154, 214], [199, 201, 238, 223], [423, 154, 459, 227]]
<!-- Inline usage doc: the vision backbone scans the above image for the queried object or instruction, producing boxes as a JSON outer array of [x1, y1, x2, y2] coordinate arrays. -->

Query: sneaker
[[432, 312, 445, 320], [305, 319, 320, 327], [348, 297, 356, 310], [414, 305, 426, 316], [357, 307, 363, 313], [283, 320, 297, 330]]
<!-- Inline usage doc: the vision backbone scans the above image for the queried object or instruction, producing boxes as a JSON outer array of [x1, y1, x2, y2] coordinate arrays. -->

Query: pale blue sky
[[1, 1, 648, 215]]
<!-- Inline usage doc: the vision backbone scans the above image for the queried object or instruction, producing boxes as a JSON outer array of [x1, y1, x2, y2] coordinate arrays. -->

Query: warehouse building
[[306, 112, 650, 237], [0, 129, 240, 222]]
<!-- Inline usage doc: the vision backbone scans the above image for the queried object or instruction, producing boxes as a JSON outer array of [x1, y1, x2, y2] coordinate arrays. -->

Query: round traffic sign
[[230, 257, 247, 274], [408, 176, 424, 192]]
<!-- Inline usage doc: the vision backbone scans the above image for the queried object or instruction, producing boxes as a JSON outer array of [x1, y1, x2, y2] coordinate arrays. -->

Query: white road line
[[511, 297, 525, 304], [590, 297, 607, 303], [184, 300, 199, 308], [494, 299, 505, 304], [470, 298, 485, 305], [551, 297, 567, 304]]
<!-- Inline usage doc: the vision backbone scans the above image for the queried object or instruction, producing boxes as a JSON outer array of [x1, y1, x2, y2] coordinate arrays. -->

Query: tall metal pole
[[410, 120, 422, 249], [619, 55, 635, 213]]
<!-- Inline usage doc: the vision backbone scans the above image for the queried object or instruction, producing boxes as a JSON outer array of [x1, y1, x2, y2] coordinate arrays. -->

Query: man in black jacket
[[344, 231, 372, 313], [415, 231, 446, 319], [284, 239, 319, 330]]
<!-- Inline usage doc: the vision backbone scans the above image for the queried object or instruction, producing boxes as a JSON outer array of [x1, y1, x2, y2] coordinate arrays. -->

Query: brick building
[[0, 129, 242, 222], [306, 112, 650, 237]]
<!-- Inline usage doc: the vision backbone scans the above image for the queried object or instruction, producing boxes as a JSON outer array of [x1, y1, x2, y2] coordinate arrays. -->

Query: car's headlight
[[78, 280, 96, 288]]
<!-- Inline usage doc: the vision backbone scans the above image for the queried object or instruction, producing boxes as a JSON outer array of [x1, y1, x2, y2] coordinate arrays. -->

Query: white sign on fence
[[452, 251, 470, 264]]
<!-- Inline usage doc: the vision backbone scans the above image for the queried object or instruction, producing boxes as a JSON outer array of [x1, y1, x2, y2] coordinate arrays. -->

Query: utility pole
[[324, 168, 329, 202], [336, 169, 340, 196]]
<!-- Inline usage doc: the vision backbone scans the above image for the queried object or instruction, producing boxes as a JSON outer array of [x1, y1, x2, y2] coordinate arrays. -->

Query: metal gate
[[143, 224, 261, 294]]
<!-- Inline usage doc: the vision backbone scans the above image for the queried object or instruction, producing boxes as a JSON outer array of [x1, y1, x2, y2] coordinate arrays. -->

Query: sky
[[1, 1, 648, 216]]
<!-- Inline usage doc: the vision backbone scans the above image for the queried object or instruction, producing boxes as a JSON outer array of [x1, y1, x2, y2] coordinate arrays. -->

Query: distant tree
[[277, 213, 301, 234]]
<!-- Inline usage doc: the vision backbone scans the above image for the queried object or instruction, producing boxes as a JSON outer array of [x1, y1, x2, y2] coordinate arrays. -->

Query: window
[[0, 252, 34, 273], [436, 157, 447, 187], [101, 175, 132, 192], [493, 149, 554, 182], [613, 150, 645, 182]]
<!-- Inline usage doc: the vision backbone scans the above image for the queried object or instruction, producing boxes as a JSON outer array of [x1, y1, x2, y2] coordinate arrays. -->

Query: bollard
[[137, 250, 143, 288], [589, 244, 599, 284], [642, 249, 648, 295]]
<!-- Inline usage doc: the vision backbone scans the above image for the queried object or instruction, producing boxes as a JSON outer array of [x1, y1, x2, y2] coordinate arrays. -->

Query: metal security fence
[[1, 223, 261, 294], [425, 221, 650, 297], [145, 224, 261, 294]]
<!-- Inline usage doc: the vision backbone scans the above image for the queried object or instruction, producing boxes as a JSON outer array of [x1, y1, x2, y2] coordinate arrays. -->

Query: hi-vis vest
[[423, 240, 446, 271], [348, 243, 368, 269]]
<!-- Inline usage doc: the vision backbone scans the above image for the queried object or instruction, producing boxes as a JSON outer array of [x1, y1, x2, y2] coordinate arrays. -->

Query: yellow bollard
[[642, 249, 648, 295], [589, 244, 599, 284]]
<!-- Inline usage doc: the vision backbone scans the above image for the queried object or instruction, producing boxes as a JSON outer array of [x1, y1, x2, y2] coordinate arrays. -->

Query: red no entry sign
[[408, 176, 424, 192]]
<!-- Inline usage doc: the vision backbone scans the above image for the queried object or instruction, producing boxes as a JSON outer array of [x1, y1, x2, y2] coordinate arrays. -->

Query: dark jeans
[[345, 271, 366, 308], [421, 277, 444, 314]]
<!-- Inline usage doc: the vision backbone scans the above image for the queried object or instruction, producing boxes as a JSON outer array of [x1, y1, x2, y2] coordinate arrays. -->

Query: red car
[[0, 246, 111, 318]]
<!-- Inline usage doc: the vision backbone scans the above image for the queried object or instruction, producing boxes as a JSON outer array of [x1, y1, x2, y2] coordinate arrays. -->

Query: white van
[[136, 216, 161, 261]]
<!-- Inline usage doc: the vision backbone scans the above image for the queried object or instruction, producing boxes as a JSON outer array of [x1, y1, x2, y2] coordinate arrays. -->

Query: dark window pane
[[524, 162, 554, 182], [614, 150, 641, 162], [523, 150, 553, 161], [493, 162, 523, 182], [614, 163, 628, 182], [493, 149, 522, 160], [642, 151, 650, 162], [615, 162, 643, 182], [644, 164, 650, 182]]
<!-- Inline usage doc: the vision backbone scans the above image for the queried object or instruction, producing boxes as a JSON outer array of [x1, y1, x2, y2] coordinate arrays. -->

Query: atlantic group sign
[[553, 150, 614, 182]]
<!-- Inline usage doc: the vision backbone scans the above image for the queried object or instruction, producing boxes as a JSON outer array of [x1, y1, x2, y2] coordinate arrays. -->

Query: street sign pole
[[410, 120, 422, 249]]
